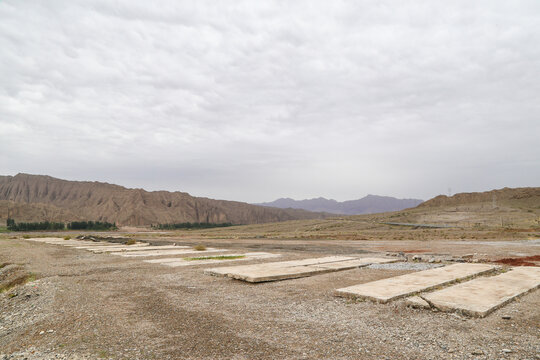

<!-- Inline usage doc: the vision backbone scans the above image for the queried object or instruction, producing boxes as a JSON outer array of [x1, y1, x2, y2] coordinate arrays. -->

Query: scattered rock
[[502, 349, 512, 353], [501, 315, 511, 320], [471, 350, 484, 355]]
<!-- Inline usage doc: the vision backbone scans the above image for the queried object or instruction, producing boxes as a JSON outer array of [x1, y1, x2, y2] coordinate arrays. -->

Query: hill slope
[[256, 195, 423, 215], [187, 187, 540, 241], [418, 187, 540, 209], [0, 174, 327, 226]]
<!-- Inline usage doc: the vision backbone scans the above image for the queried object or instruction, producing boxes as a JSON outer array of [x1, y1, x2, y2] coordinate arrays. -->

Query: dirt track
[[1, 236, 539, 359]]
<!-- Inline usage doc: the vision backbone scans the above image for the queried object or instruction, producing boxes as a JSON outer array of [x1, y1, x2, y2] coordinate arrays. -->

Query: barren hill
[[418, 187, 540, 209], [188, 187, 540, 239], [0, 174, 327, 226]]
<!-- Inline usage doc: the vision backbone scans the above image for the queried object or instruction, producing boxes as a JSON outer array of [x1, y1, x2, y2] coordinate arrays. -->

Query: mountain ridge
[[255, 195, 423, 215], [0, 173, 328, 226]]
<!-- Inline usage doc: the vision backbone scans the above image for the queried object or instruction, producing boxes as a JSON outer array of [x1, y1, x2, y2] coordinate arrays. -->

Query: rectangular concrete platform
[[335, 263, 497, 303], [59, 241, 114, 246], [144, 252, 281, 267], [109, 248, 227, 257], [73, 243, 149, 249], [418, 266, 540, 317], [26, 238, 98, 245], [25, 238, 115, 247], [205, 256, 397, 283], [89, 245, 189, 253]]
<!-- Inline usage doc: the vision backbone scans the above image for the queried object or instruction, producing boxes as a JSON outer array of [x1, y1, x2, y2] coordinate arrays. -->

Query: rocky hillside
[[418, 187, 540, 208], [0, 174, 327, 226], [256, 195, 423, 215]]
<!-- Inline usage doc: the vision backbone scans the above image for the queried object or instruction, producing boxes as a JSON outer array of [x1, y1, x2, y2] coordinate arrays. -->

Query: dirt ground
[[1, 234, 539, 359]]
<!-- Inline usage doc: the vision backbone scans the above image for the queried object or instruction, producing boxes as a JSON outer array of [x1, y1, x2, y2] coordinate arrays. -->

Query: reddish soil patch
[[493, 255, 540, 267]]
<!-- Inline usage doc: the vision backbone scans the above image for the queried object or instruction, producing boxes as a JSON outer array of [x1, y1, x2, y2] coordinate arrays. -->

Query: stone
[[406, 296, 430, 309]]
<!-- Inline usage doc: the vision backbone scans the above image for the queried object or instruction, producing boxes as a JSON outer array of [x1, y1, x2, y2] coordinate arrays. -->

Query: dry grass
[[193, 244, 207, 251]]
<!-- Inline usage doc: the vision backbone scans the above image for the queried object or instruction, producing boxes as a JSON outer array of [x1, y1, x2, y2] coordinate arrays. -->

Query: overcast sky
[[1, 1, 539, 203]]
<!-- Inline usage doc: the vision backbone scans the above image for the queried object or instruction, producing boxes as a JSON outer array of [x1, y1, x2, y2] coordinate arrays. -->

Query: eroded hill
[[0, 174, 327, 226]]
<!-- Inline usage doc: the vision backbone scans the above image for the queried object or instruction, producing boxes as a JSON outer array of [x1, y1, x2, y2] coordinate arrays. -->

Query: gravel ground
[[1, 237, 539, 359]]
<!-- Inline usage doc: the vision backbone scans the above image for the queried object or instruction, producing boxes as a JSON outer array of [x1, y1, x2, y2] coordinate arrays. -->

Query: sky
[[1, 0, 539, 203]]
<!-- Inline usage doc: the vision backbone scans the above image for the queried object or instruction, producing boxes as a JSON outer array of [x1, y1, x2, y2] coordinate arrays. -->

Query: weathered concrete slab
[[145, 252, 281, 267], [35, 240, 99, 246], [25, 238, 86, 244], [59, 241, 111, 246], [25, 238, 113, 247], [62, 242, 124, 247], [73, 243, 149, 249], [110, 248, 227, 257], [90, 245, 189, 253], [205, 256, 397, 283], [335, 263, 497, 303], [420, 266, 540, 317], [205, 256, 358, 277]]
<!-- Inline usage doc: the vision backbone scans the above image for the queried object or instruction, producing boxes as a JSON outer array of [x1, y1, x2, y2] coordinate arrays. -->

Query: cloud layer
[[1, 0, 539, 202]]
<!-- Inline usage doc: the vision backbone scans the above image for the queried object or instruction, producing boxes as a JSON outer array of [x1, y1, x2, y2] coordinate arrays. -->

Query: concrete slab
[[62, 242, 124, 247], [90, 245, 189, 253], [205, 256, 358, 277], [25, 237, 65, 242], [335, 263, 497, 303], [421, 266, 540, 317], [25, 238, 113, 247], [56, 241, 107, 245], [110, 248, 227, 257], [61, 241, 122, 246], [205, 256, 397, 283], [73, 243, 149, 249], [145, 252, 281, 267], [25, 238, 89, 244]]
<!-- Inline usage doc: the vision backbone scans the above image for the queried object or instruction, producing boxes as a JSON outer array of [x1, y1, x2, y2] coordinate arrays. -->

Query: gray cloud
[[1, 0, 539, 202]]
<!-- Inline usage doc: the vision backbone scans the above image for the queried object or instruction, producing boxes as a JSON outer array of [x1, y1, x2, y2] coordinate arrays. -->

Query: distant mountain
[[0, 174, 328, 226], [256, 195, 423, 215]]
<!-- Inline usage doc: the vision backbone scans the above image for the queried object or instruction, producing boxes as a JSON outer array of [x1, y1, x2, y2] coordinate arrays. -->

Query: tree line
[[6, 219, 117, 231]]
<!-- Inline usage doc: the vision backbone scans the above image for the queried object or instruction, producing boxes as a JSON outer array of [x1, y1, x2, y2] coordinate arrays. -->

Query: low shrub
[[193, 244, 207, 251]]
